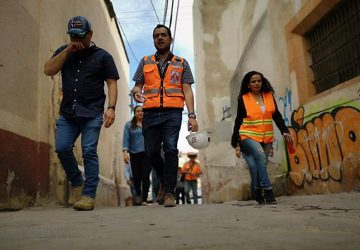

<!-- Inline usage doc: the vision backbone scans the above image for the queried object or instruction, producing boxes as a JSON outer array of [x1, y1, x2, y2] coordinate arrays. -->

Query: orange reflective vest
[[239, 92, 275, 143], [142, 54, 185, 109], [181, 161, 202, 181]]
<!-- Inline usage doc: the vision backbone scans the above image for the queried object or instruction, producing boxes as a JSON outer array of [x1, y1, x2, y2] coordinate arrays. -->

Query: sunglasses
[[69, 32, 87, 39]]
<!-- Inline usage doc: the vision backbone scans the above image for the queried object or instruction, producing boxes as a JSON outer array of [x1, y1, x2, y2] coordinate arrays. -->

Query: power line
[[116, 5, 192, 14], [149, 0, 160, 23], [171, 0, 181, 52], [168, 0, 175, 29], [163, 0, 169, 25], [116, 17, 139, 64]]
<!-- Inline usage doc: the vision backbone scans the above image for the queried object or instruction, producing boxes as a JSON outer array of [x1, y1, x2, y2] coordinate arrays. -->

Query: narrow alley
[[1, 192, 360, 250]]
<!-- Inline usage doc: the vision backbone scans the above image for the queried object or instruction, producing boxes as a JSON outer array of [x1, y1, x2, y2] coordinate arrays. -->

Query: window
[[305, 0, 360, 93]]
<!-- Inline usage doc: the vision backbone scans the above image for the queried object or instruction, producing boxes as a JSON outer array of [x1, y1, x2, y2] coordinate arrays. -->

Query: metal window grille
[[305, 0, 360, 93]]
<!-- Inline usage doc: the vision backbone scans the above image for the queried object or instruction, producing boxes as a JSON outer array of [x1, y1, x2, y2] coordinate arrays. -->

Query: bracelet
[[107, 106, 115, 110]]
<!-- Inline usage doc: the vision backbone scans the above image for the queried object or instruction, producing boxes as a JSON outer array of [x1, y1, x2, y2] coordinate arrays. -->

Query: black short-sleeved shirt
[[53, 43, 119, 119]]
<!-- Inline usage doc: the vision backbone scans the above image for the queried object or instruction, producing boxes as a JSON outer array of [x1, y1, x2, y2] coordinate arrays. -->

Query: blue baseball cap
[[67, 16, 91, 36]]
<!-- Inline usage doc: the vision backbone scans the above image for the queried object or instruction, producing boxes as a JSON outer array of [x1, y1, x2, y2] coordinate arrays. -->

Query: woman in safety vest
[[231, 71, 293, 205]]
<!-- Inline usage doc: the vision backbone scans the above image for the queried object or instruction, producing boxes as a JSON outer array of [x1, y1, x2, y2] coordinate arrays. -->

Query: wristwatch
[[188, 112, 196, 119]]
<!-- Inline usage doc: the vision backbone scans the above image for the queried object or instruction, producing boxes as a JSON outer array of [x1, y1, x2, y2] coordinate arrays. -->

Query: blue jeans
[[185, 180, 198, 204], [241, 138, 272, 191], [142, 109, 182, 194], [55, 115, 103, 198]]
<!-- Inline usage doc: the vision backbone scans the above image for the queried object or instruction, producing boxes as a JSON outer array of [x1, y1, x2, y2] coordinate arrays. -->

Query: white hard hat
[[186, 130, 211, 150]]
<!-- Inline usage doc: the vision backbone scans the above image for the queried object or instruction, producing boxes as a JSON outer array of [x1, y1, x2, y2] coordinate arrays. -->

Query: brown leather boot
[[156, 182, 165, 205], [73, 196, 95, 211], [68, 184, 83, 206], [164, 193, 176, 207]]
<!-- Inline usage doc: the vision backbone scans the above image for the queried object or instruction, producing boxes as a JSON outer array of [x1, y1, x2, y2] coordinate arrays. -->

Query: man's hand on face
[[66, 41, 84, 53]]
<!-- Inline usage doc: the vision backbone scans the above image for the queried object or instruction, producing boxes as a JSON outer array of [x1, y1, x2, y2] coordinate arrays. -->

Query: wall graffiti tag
[[221, 105, 231, 121], [286, 106, 360, 194], [278, 87, 293, 126]]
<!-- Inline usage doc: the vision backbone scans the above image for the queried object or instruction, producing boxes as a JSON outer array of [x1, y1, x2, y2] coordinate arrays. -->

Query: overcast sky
[[113, 0, 197, 152]]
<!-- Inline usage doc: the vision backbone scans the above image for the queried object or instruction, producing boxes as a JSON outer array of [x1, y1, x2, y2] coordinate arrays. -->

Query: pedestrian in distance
[[175, 167, 185, 204], [151, 167, 160, 203], [44, 16, 119, 210], [123, 161, 136, 206], [122, 105, 152, 205], [132, 24, 198, 207], [231, 71, 292, 205], [181, 152, 202, 204]]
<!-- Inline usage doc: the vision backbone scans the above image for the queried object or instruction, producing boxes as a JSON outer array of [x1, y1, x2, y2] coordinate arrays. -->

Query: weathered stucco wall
[[0, 0, 130, 209], [193, 0, 360, 202]]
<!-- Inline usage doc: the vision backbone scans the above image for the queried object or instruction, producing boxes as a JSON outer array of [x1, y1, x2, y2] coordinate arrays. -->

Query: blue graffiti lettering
[[278, 87, 293, 126]]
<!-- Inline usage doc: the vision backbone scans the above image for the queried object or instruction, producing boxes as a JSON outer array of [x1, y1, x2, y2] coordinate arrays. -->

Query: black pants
[[130, 152, 152, 202], [175, 186, 185, 204]]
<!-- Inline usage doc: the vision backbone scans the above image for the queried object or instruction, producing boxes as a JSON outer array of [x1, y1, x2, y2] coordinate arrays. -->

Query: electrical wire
[[116, 17, 139, 64], [168, 0, 175, 29], [171, 0, 180, 51], [163, 0, 169, 25], [149, 0, 160, 23]]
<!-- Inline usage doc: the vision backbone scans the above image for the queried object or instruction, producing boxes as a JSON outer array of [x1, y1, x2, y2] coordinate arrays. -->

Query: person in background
[[181, 152, 202, 204], [231, 71, 293, 205], [151, 168, 160, 203], [123, 105, 151, 205], [123, 161, 136, 206], [132, 24, 198, 207], [175, 167, 185, 205], [44, 16, 119, 211]]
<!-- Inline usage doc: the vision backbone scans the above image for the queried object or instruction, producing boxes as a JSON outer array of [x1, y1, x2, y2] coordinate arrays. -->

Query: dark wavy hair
[[238, 71, 274, 99], [130, 105, 142, 129]]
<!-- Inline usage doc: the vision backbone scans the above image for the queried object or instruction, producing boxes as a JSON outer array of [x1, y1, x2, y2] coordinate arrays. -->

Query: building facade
[[0, 0, 130, 209], [193, 0, 360, 203]]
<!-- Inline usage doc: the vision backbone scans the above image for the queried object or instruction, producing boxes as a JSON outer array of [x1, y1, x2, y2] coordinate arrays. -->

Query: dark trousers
[[175, 186, 185, 204], [143, 109, 182, 194], [130, 152, 152, 202]]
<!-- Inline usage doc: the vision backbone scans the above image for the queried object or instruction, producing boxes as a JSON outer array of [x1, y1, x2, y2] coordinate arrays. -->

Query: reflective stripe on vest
[[142, 54, 185, 109], [239, 92, 275, 143]]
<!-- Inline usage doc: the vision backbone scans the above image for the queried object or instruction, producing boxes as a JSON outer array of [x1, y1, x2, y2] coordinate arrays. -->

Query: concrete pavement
[[1, 192, 360, 250]]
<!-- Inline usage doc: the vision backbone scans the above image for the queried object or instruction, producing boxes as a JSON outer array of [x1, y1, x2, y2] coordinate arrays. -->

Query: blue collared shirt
[[53, 43, 119, 119], [122, 121, 145, 153]]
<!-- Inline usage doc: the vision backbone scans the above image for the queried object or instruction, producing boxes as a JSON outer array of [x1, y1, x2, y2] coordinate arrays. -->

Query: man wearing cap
[[44, 16, 119, 211], [132, 24, 198, 207], [181, 153, 202, 204]]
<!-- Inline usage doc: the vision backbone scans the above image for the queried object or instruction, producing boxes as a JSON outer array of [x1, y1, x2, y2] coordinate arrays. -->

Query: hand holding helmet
[[186, 129, 212, 150]]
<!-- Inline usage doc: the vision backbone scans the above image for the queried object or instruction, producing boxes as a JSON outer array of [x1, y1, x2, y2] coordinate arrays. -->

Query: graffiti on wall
[[287, 105, 360, 193], [221, 105, 232, 121], [278, 87, 293, 126]]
